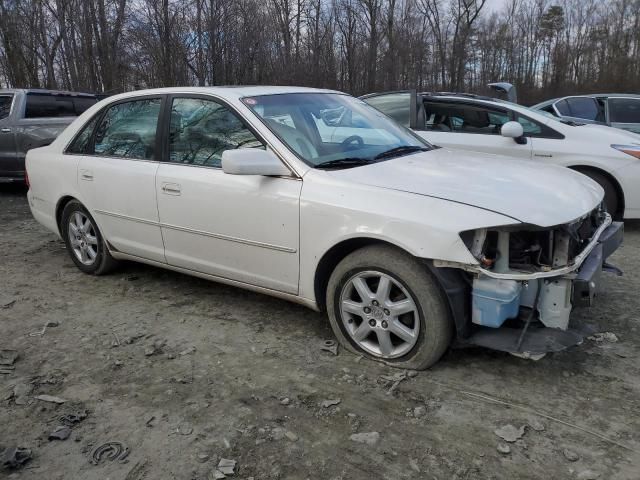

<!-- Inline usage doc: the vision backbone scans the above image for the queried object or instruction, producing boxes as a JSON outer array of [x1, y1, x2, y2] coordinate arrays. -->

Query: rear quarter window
[[609, 98, 640, 123], [25, 93, 96, 118]]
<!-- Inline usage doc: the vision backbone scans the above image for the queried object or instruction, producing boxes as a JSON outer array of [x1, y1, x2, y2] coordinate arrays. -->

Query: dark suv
[[0, 89, 98, 183]]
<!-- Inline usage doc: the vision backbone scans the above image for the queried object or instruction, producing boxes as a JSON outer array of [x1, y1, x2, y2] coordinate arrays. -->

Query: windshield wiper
[[314, 158, 373, 169], [373, 145, 429, 160]]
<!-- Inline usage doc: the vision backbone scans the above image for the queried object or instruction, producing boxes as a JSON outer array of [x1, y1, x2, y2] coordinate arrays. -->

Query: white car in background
[[361, 91, 640, 220], [26, 86, 622, 369]]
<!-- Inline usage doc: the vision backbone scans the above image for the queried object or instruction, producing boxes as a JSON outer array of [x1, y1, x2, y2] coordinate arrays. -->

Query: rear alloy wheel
[[61, 200, 117, 275], [327, 245, 453, 369]]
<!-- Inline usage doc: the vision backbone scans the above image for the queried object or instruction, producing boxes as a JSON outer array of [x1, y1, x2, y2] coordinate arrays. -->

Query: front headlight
[[611, 144, 640, 159]]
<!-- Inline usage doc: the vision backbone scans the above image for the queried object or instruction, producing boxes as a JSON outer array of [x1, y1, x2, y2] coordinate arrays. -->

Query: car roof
[[104, 86, 342, 103], [533, 94, 640, 109]]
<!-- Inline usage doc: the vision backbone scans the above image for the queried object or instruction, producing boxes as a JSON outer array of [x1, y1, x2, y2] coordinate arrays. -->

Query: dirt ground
[[1, 184, 639, 480]]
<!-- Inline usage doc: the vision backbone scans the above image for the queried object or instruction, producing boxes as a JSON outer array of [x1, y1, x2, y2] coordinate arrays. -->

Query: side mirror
[[501, 121, 527, 144], [222, 149, 291, 176]]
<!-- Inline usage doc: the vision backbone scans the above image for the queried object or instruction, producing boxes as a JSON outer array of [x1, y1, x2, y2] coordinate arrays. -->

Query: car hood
[[327, 148, 603, 227]]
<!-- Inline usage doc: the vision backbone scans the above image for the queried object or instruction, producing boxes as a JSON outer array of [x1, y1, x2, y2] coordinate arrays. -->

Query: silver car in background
[[533, 94, 640, 134]]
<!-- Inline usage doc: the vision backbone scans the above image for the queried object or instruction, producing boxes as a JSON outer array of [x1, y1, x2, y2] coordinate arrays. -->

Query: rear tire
[[326, 245, 453, 370], [61, 200, 118, 275]]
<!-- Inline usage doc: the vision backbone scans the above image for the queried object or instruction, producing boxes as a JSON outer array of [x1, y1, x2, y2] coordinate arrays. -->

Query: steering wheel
[[341, 135, 364, 147]]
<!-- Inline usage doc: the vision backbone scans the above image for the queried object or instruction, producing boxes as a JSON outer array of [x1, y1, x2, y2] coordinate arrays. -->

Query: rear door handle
[[161, 182, 181, 195], [0, 127, 11, 133], [80, 169, 93, 181]]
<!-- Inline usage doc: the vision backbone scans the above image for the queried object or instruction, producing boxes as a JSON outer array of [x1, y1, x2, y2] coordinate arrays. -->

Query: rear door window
[[93, 98, 162, 160], [609, 98, 640, 123], [0, 95, 12, 120]]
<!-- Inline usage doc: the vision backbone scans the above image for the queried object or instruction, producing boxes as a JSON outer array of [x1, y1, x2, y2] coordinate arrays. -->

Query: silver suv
[[532, 94, 640, 135]]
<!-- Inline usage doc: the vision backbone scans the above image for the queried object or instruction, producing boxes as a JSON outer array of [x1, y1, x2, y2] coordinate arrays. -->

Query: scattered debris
[[210, 470, 226, 480], [407, 370, 419, 378], [321, 398, 341, 408], [380, 371, 409, 394], [588, 332, 619, 343], [13, 383, 32, 405], [285, 431, 299, 442], [179, 346, 196, 356], [35, 394, 66, 404], [1, 298, 16, 309], [217, 458, 237, 475], [413, 406, 427, 418], [49, 425, 71, 441], [124, 458, 148, 480], [562, 449, 580, 462], [1, 446, 32, 469], [497, 443, 511, 454], [280, 397, 290, 406], [409, 458, 421, 473], [349, 432, 380, 445], [145, 416, 156, 427], [29, 321, 57, 337], [91, 442, 129, 465], [178, 423, 193, 435], [60, 410, 88, 425], [528, 419, 545, 432], [320, 339, 339, 355], [197, 453, 210, 463], [46, 320, 59, 328], [577, 470, 600, 480], [145, 339, 166, 356], [0, 349, 18, 366], [494, 424, 525, 443]]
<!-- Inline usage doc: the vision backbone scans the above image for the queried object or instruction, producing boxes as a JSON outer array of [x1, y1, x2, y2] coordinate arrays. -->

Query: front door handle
[[80, 169, 93, 181], [161, 182, 181, 195], [0, 127, 11, 133]]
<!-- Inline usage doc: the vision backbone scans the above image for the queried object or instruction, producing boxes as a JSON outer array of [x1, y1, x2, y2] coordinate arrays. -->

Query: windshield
[[242, 93, 431, 167]]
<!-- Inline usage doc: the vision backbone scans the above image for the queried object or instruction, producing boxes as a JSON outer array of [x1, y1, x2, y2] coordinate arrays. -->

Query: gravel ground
[[1, 185, 639, 480]]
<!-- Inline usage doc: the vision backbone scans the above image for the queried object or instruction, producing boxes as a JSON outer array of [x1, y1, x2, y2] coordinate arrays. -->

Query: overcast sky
[[485, 0, 510, 13]]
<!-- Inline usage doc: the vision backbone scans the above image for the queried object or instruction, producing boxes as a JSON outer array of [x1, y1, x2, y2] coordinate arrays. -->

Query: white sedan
[[361, 91, 640, 220], [26, 86, 623, 368]]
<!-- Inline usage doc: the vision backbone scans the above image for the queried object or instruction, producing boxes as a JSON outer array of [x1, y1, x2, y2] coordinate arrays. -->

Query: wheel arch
[[568, 165, 625, 218], [312, 237, 471, 337], [55, 195, 78, 236]]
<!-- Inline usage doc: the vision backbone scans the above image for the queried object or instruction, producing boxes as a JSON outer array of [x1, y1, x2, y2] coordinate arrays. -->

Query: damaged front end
[[435, 204, 624, 357]]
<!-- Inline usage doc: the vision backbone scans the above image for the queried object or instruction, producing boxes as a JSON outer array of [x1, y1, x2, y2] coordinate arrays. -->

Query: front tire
[[579, 170, 621, 219], [61, 200, 117, 275], [326, 245, 453, 370]]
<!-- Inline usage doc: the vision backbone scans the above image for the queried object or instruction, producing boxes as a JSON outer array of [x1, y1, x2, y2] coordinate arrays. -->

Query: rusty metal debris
[[320, 339, 338, 355], [49, 425, 71, 441], [1, 447, 32, 469], [91, 442, 129, 465], [0, 349, 18, 366]]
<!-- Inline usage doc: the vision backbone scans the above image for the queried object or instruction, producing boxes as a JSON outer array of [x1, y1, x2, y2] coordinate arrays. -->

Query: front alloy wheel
[[340, 271, 420, 359], [327, 245, 453, 370]]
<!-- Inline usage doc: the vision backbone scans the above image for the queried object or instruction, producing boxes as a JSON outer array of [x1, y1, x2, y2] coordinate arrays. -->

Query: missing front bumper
[[461, 220, 624, 355]]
